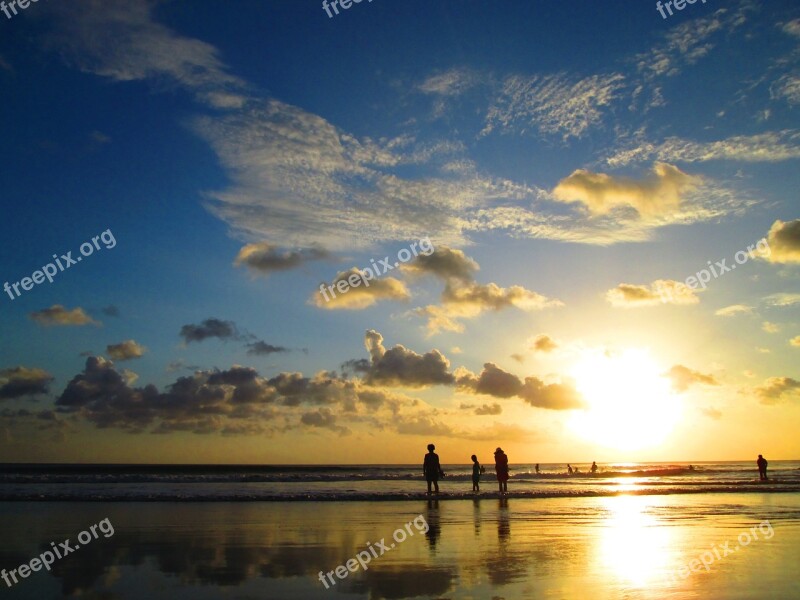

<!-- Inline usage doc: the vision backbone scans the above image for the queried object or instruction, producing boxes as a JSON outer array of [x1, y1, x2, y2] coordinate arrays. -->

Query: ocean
[[2, 460, 799, 501]]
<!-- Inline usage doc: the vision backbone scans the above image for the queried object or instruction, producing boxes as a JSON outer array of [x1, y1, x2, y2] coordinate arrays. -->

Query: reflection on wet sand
[[1, 495, 797, 599]]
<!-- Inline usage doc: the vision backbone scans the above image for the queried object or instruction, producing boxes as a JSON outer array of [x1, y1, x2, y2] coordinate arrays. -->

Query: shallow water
[[1, 493, 799, 599]]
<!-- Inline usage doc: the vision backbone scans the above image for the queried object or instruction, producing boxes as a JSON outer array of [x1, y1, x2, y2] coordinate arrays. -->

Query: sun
[[568, 348, 682, 451]]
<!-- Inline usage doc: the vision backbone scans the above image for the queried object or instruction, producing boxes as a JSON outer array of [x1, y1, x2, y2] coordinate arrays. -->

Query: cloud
[[361, 330, 455, 388], [313, 268, 410, 310], [553, 163, 700, 218], [763, 219, 800, 264], [300, 408, 350, 435], [234, 242, 328, 275], [664, 365, 719, 392], [715, 304, 754, 317], [518, 377, 585, 410], [456, 363, 583, 410], [417, 68, 480, 96], [754, 377, 800, 405], [457, 363, 523, 398], [394, 414, 456, 437], [246, 341, 289, 356], [106, 340, 146, 361], [762, 321, 780, 334], [761, 293, 800, 307], [700, 407, 722, 420], [40, 0, 245, 106], [179, 318, 241, 343], [474, 403, 502, 416], [193, 99, 506, 251], [606, 131, 800, 167], [0, 367, 54, 401], [482, 72, 625, 140], [782, 19, 800, 38], [416, 278, 562, 335], [53, 356, 412, 434], [635, 7, 747, 81], [401, 246, 479, 283], [531, 334, 558, 353], [606, 279, 699, 307], [29, 305, 99, 327], [790, 336, 800, 348], [101, 305, 121, 317]]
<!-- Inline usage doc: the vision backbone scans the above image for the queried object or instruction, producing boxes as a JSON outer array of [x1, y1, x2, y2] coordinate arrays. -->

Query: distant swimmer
[[757, 454, 768, 480], [535, 464, 540, 474], [567, 464, 573, 475], [423, 443, 445, 494], [591, 461, 598, 474], [688, 465, 694, 471]]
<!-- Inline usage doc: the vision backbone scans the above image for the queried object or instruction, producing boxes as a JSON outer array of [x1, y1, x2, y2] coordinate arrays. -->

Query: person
[[494, 448, 509, 494], [423, 443, 445, 494], [471, 454, 482, 492], [535, 463, 540, 474], [567, 464, 573, 475], [757, 454, 768, 480], [574, 466, 580, 474], [591, 461, 598, 474]]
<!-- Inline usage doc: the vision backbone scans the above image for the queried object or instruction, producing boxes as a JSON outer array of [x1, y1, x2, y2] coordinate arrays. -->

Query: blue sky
[[0, 0, 798, 463]]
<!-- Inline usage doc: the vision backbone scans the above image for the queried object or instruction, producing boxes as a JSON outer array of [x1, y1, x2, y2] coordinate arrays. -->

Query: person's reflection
[[473, 496, 481, 537], [425, 498, 441, 552], [498, 497, 510, 543]]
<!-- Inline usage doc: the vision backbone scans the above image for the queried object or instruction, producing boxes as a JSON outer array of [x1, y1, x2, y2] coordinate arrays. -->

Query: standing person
[[423, 443, 445, 494], [535, 464, 540, 474], [494, 448, 509, 494], [471, 454, 483, 492], [567, 464, 573, 475], [757, 454, 768, 480], [591, 461, 598, 474]]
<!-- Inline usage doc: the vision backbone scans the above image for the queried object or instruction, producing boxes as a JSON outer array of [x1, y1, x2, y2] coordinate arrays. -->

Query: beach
[[2, 467, 799, 599]]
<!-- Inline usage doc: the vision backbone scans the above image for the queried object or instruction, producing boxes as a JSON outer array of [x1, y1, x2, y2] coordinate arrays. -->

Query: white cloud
[[481, 72, 625, 140]]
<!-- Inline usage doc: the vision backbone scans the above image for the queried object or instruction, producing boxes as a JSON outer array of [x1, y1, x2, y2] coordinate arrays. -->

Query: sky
[[0, 0, 798, 464]]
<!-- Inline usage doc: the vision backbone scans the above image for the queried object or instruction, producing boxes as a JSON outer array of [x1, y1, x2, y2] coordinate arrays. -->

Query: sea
[[2, 460, 799, 502]]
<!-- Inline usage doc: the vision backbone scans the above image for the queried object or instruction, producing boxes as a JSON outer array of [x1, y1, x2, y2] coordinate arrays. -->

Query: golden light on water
[[598, 496, 675, 587]]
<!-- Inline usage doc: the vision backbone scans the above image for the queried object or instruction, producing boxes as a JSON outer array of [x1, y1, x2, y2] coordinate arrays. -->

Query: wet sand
[[1, 493, 798, 599]]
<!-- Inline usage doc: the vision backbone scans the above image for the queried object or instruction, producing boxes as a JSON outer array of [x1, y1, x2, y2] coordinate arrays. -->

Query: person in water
[[567, 464, 573, 475], [471, 454, 484, 492], [494, 448, 509, 494], [757, 454, 768, 480], [591, 461, 598, 474], [423, 443, 445, 494], [535, 463, 540, 474]]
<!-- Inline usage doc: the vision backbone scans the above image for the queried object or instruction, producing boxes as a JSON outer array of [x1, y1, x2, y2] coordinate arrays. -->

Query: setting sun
[[569, 348, 683, 451]]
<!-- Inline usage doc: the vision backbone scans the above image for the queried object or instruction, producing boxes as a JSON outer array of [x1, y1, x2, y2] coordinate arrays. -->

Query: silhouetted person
[[757, 454, 768, 480], [567, 464, 573, 475], [471, 454, 483, 492], [574, 466, 580, 474], [423, 443, 445, 494], [494, 447, 509, 494], [535, 463, 540, 474], [591, 461, 598, 474]]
